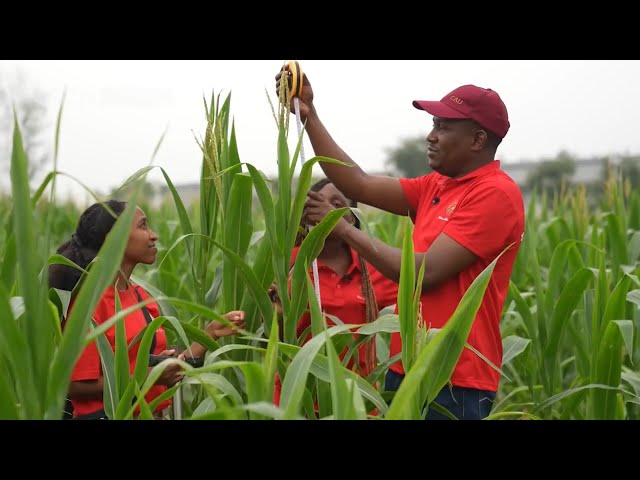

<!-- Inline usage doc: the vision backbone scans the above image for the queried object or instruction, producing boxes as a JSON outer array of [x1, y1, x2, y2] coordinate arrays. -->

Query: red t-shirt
[[68, 284, 171, 417], [293, 245, 399, 375], [274, 246, 399, 405], [389, 160, 525, 392]]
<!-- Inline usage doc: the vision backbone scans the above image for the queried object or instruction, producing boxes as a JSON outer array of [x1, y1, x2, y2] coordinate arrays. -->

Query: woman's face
[[123, 207, 159, 266]]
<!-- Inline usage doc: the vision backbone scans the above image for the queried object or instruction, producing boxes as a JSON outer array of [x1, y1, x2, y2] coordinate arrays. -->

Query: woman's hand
[[178, 312, 246, 362], [303, 191, 352, 238], [155, 361, 184, 388], [205, 310, 246, 340]]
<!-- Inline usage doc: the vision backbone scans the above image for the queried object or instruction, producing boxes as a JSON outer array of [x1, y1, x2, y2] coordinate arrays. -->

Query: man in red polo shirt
[[278, 67, 525, 419]]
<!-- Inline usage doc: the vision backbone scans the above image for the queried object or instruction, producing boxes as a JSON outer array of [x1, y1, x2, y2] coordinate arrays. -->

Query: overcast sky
[[2, 60, 640, 202]]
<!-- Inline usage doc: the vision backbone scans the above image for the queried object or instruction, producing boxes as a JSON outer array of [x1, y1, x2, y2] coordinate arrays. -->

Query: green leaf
[[542, 267, 594, 394], [249, 339, 390, 415], [325, 321, 369, 420], [0, 366, 20, 420], [263, 312, 279, 404], [210, 240, 274, 335], [185, 373, 243, 405], [11, 110, 48, 416], [130, 275, 179, 320], [602, 274, 632, 334], [246, 165, 280, 255], [465, 342, 511, 383], [0, 283, 33, 418], [627, 289, 640, 307], [507, 281, 536, 340], [280, 324, 358, 419], [537, 383, 637, 413], [355, 314, 400, 335], [275, 128, 291, 256], [397, 217, 416, 372], [502, 335, 531, 366], [288, 208, 350, 343], [240, 236, 275, 335], [223, 173, 253, 312], [592, 321, 626, 419], [93, 321, 117, 420], [544, 240, 576, 317], [0, 233, 16, 291], [386, 246, 509, 420], [612, 320, 634, 365]]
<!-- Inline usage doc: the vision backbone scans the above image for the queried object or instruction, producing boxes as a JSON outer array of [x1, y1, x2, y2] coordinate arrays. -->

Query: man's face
[[425, 117, 480, 178]]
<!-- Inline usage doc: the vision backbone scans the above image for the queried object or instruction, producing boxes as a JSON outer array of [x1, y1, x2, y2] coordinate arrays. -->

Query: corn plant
[[497, 168, 640, 419], [3, 73, 640, 419]]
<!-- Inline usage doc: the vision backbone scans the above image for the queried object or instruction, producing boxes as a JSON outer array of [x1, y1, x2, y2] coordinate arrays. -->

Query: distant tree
[[0, 67, 52, 187], [526, 150, 576, 196], [384, 135, 429, 178]]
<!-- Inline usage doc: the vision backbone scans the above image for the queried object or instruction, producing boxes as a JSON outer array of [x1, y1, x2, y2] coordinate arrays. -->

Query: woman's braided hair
[[48, 200, 126, 292]]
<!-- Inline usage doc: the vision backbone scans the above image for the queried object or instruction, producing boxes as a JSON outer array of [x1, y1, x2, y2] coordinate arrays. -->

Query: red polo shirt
[[274, 246, 399, 406], [69, 284, 171, 417], [293, 246, 399, 375], [389, 160, 525, 392]]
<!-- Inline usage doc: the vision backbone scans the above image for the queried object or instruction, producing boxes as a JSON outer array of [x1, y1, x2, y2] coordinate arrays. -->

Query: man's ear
[[471, 129, 488, 152]]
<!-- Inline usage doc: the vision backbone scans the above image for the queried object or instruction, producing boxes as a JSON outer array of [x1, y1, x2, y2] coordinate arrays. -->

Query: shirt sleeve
[[368, 265, 400, 310], [442, 182, 520, 261], [398, 176, 424, 216]]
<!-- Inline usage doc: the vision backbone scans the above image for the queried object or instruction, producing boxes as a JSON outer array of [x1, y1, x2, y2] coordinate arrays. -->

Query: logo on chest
[[445, 201, 457, 215], [434, 200, 457, 222]]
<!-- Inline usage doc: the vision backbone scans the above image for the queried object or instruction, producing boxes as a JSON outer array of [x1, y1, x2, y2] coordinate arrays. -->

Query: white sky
[[2, 60, 640, 202]]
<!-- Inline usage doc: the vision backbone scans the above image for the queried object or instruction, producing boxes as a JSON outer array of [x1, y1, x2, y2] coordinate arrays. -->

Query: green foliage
[[3, 77, 640, 420]]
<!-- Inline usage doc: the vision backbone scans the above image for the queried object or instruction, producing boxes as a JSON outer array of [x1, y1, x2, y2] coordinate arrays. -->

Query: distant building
[[170, 183, 200, 206], [501, 157, 612, 187]]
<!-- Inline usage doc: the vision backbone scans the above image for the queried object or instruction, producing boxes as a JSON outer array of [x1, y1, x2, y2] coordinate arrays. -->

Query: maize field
[[1, 87, 639, 421]]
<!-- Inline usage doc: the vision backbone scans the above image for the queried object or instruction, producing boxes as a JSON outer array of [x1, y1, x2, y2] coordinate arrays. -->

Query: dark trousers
[[385, 370, 496, 420]]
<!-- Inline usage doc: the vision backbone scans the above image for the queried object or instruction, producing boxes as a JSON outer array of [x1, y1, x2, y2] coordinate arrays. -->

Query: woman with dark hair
[[50, 200, 245, 419], [271, 179, 399, 406]]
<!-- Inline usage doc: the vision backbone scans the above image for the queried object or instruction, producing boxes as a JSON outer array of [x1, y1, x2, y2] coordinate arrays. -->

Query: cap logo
[[450, 95, 463, 105]]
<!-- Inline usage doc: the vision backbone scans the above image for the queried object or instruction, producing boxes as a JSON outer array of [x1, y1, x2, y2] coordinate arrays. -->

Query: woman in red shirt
[[49, 200, 245, 419], [271, 179, 399, 406]]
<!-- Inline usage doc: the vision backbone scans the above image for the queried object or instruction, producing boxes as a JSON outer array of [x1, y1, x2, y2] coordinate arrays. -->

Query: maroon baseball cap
[[413, 84, 510, 138]]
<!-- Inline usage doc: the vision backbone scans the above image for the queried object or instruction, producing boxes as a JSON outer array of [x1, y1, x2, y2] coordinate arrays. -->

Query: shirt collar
[[298, 245, 361, 276]]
